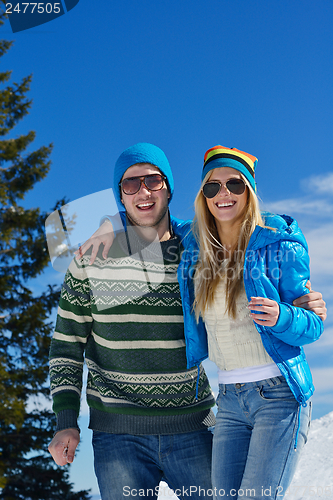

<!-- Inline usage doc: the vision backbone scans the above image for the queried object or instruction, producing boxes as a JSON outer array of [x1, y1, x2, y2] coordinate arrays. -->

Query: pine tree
[[0, 7, 90, 499]]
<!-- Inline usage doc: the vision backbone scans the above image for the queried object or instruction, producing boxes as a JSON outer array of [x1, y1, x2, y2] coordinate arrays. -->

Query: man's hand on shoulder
[[48, 428, 80, 466], [293, 280, 327, 321]]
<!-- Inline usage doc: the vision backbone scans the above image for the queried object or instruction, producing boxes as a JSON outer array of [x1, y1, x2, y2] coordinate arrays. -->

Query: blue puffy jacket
[[170, 212, 324, 405]]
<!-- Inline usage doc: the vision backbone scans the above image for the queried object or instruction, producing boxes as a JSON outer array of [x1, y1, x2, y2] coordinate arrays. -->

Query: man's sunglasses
[[202, 178, 246, 199], [120, 174, 167, 196]]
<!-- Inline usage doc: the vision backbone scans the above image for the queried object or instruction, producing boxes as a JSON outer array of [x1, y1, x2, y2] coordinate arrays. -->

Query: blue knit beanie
[[113, 143, 174, 206], [202, 145, 257, 192]]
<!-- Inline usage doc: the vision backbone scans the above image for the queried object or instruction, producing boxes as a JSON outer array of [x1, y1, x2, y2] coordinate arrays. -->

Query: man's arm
[[293, 281, 327, 321], [48, 259, 92, 465]]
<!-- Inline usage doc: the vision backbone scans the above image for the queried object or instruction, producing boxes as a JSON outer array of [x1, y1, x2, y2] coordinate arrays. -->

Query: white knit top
[[203, 278, 275, 372]]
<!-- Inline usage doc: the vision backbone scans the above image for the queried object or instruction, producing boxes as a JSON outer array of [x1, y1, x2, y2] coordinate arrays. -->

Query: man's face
[[120, 163, 170, 230]]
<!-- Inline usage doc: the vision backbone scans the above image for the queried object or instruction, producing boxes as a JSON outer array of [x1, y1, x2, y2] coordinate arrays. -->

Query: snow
[[158, 412, 333, 499], [287, 411, 333, 499]]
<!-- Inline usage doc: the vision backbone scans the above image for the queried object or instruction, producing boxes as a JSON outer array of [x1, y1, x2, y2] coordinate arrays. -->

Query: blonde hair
[[193, 171, 266, 321]]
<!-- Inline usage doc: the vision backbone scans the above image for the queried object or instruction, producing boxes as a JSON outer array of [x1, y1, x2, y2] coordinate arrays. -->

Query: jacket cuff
[[270, 303, 293, 333], [55, 409, 80, 434]]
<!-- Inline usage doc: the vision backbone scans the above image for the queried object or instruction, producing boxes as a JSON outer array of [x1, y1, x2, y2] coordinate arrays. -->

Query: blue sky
[[3, 0, 333, 497]]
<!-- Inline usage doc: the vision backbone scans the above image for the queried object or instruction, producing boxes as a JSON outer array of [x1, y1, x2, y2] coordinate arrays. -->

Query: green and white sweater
[[50, 228, 215, 435]]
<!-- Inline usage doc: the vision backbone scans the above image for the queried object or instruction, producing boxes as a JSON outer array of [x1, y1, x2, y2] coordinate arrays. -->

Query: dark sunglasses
[[120, 174, 167, 196], [202, 178, 246, 199]]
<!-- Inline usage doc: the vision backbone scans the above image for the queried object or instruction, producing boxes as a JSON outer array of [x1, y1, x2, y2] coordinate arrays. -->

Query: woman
[[184, 145, 324, 499], [74, 143, 325, 499]]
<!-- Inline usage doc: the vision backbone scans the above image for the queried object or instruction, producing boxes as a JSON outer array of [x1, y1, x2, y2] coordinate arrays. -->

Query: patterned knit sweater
[[50, 228, 215, 434]]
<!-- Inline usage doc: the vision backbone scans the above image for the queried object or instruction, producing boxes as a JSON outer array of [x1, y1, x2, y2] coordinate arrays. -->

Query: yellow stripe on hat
[[204, 146, 257, 174]]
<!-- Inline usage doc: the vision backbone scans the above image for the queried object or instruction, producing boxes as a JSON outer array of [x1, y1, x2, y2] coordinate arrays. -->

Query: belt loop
[[266, 376, 282, 387]]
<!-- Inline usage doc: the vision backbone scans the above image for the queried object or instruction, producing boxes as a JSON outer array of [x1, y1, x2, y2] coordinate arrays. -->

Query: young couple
[[48, 142, 326, 499]]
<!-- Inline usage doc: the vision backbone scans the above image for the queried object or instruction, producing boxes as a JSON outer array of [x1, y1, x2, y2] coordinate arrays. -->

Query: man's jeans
[[93, 428, 213, 499], [212, 376, 311, 499]]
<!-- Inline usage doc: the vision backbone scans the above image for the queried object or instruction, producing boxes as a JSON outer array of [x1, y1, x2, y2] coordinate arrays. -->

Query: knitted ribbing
[[204, 279, 273, 371]]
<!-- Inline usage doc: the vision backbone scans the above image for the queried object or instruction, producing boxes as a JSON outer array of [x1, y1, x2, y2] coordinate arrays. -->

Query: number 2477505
[[6, 3, 61, 14]]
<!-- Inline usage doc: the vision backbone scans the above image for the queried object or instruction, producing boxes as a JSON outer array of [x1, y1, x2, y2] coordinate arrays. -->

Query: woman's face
[[204, 167, 248, 226]]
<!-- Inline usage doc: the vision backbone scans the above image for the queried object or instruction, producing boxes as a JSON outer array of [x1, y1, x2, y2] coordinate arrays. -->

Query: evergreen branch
[[0, 131, 36, 164], [0, 75, 33, 135]]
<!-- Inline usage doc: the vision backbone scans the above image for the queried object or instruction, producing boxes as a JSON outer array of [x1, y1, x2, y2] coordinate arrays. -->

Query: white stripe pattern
[[92, 313, 184, 323], [51, 385, 81, 396], [53, 332, 88, 343], [58, 307, 93, 323], [91, 330, 185, 350]]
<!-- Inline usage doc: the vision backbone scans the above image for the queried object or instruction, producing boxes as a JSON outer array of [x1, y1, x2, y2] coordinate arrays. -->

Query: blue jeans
[[92, 428, 213, 499], [212, 376, 311, 499]]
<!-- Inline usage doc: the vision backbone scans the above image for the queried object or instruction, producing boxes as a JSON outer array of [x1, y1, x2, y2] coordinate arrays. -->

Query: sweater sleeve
[[49, 257, 92, 432], [268, 241, 324, 345]]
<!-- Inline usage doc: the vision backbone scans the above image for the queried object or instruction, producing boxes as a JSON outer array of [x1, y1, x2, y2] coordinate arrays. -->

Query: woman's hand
[[248, 297, 280, 327], [74, 219, 115, 265]]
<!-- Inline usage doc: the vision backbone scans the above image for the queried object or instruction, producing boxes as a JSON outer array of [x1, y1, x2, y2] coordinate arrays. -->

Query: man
[[48, 143, 326, 499], [48, 143, 216, 500]]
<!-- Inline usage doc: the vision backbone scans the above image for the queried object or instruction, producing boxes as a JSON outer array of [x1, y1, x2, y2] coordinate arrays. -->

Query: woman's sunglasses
[[120, 174, 167, 196], [202, 178, 246, 199]]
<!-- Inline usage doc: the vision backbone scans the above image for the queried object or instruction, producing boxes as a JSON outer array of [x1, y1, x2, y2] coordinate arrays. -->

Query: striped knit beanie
[[202, 145, 257, 192], [113, 143, 174, 206]]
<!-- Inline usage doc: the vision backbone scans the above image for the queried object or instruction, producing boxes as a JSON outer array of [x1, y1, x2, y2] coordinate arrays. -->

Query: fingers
[[248, 297, 276, 309], [250, 312, 278, 326], [102, 236, 114, 259], [248, 297, 280, 327], [308, 308, 327, 322], [75, 239, 102, 265], [251, 317, 277, 326], [74, 221, 116, 264], [48, 429, 80, 466], [305, 280, 312, 291], [66, 439, 78, 464], [248, 304, 275, 314], [293, 291, 322, 307], [89, 243, 100, 266], [74, 240, 91, 259], [48, 439, 71, 466], [293, 292, 327, 321]]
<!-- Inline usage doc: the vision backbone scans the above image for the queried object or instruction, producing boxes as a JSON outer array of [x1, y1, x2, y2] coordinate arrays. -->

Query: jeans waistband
[[219, 375, 285, 394]]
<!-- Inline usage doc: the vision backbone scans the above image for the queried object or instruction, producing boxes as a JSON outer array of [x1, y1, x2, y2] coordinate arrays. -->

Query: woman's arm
[[253, 241, 324, 346], [74, 212, 126, 265], [248, 288, 327, 327], [75, 213, 194, 265]]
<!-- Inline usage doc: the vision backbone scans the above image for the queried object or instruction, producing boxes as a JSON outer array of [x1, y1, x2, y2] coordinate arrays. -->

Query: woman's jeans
[[212, 376, 311, 499], [93, 428, 213, 499]]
